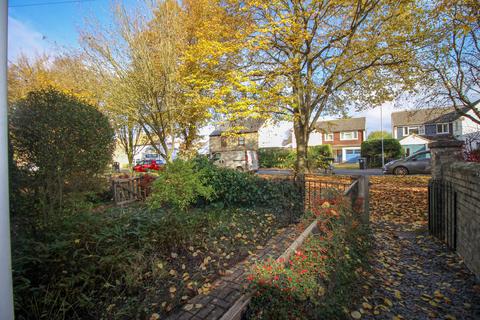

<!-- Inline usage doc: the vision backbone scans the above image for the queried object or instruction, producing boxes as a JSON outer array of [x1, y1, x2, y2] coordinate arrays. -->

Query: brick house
[[315, 117, 366, 163]]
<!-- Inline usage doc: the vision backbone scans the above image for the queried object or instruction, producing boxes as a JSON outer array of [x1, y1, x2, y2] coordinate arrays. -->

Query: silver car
[[383, 150, 432, 175]]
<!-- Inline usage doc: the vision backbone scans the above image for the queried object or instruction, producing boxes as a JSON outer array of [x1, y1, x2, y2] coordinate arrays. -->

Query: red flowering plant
[[139, 174, 157, 198], [245, 247, 327, 319], [465, 148, 480, 162], [300, 188, 345, 228], [246, 192, 370, 319], [247, 246, 328, 299]]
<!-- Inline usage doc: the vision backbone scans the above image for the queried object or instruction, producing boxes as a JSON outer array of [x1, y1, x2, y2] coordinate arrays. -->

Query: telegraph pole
[[0, 0, 15, 318], [381, 104, 385, 167]]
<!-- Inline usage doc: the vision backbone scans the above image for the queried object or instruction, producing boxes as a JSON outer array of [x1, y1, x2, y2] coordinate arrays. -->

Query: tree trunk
[[294, 117, 309, 174], [127, 128, 134, 165]]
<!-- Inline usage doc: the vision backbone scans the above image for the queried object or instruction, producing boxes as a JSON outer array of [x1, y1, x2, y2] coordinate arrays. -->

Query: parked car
[[383, 150, 431, 175], [211, 150, 259, 172], [133, 160, 163, 172]]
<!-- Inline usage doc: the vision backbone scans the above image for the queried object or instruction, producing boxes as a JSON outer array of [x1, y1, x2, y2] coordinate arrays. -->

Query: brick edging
[[219, 218, 319, 320], [164, 225, 301, 320]]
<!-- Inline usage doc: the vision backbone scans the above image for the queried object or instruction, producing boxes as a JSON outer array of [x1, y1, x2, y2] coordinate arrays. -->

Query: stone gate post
[[428, 140, 464, 179]]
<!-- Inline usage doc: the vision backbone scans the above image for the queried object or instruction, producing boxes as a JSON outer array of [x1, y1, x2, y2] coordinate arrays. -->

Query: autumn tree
[[81, 1, 178, 161], [178, 0, 254, 138], [229, 0, 424, 173], [421, 0, 480, 124], [7, 53, 101, 106], [7, 52, 145, 165], [367, 131, 393, 141], [82, 0, 246, 162], [107, 77, 144, 165]]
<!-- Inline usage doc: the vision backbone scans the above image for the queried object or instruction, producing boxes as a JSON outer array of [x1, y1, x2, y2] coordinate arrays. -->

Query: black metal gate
[[428, 179, 457, 250]]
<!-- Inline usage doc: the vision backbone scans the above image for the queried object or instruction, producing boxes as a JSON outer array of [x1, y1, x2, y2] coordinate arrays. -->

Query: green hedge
[[148, 159, 214, 211], [360, 139, 402, 168], [258, 148, 295, 168], [258, 145, 333, 169], [193, 156, 303, 222]]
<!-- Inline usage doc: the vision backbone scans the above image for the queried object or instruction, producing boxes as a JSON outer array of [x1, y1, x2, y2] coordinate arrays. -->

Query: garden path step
[[164, 224, 300, 320]]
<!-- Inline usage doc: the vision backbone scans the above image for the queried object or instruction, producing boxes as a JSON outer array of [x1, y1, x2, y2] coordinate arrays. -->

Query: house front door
[[336, 150, 342, 163]]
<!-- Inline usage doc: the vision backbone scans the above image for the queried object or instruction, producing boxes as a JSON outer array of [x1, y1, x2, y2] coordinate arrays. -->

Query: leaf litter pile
[[350, 176, 480, 319]]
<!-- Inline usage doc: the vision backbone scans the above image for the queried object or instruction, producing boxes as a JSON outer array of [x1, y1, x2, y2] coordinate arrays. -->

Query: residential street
[[350, 176, 480, 319], [256, 168, 384, 176]]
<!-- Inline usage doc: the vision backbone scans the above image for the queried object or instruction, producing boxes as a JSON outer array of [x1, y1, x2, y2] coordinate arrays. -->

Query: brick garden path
[[165, 224, 301, 320], [350, 176, 480, 320]]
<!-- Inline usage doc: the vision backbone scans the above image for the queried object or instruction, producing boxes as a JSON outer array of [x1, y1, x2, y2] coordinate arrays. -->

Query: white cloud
[[8, 16, 51, 62]]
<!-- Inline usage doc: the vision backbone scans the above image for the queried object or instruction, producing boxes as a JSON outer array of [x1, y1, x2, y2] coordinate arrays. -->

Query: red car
[[133, 160, 163, 172]]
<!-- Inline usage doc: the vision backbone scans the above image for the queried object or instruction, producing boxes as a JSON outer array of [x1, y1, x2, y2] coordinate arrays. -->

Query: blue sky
[[7, 0, 395, 134], [8, 0, 118, 59]]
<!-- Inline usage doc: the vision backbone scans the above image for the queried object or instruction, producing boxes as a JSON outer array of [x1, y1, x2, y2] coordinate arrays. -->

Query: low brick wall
[[442, 162, 480, 277]]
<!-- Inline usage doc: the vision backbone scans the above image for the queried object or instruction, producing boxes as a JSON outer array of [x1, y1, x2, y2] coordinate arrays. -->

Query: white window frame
[[408, 126, 419, 134], [436, 123, 449, 134], [403, 125, 424, 135], [418, 125, 425, 135], [324, 133, 334, 141], [340, 131, 358, 140]]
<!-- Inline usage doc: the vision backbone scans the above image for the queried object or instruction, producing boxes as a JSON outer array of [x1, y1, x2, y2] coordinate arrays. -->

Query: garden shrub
[[258, 148, 296, 168], [193, 156, 303, 222], [9, 89, 115, 219], [258, 146, 333, 170], [13, 206, 282, 320], [361, 138, 402, 168], [148, 159, 214, 211], [465, 148, 480, 162], [246, 196, 371, 319], [306, 145, 334, 170]]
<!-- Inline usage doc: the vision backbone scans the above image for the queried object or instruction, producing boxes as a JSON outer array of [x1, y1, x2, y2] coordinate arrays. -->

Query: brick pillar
[[428, 140, 464, 179]]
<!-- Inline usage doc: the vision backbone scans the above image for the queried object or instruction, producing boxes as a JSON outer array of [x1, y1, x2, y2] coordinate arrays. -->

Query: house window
[[324, 133, 334, 141], [402, 126, 424, 135], [408, 126, 419, 134], [340, 131, 358, 140], [221, 136, 227, 147], [436, 123, 449, 134], [238, 136, 245, 146]]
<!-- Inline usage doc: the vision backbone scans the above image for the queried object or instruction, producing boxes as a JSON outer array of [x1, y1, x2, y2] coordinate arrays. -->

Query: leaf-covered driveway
[[350, 176, 480, 320]]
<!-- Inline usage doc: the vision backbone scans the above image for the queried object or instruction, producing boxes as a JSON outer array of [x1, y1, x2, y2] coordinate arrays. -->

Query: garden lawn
[[13, 205, 285, 320], [334, 162, 359, 170]]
